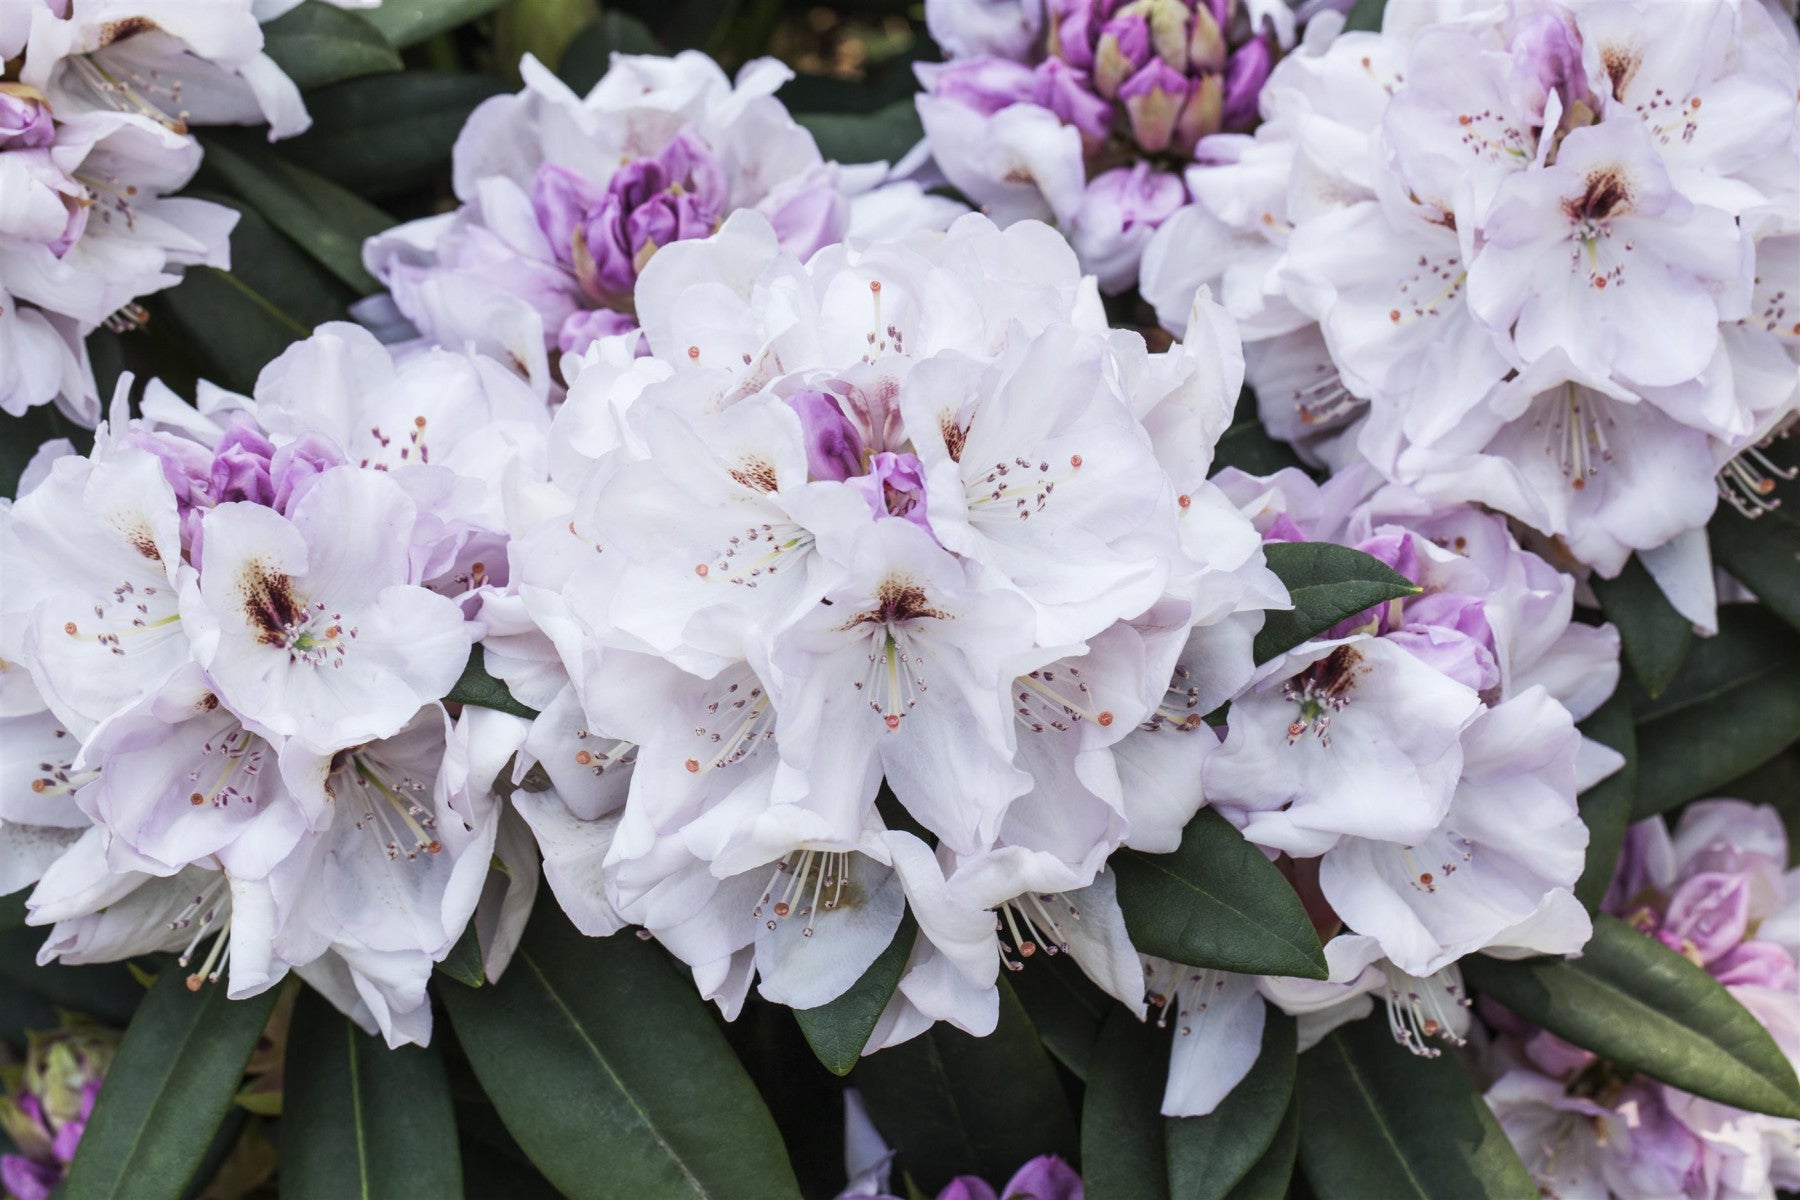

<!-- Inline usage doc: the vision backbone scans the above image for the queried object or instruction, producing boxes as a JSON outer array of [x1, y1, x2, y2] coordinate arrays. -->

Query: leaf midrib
[[349, 1022, 372, 1200], [80, 992, 210, 1198], [1124, 850, 1324, 977], [1326, 1035, 1432, 1200]]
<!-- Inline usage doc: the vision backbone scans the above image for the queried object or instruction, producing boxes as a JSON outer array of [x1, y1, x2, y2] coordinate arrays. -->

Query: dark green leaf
[[796, 99, 923, 165], [559, 11, 664, 92], [1221, 1094, 1298, 1200], [363, 0, 510, 47], [1296, 1014, 1536, 1200], [1574, 691, 1636, 912], [445, 646, 540, 718], [1212, 388, 1308, 478], [282, 987, 461, 1198], [1630, 603, 1800, 817], [854, 977, 1077, 1191], [1593, 555, 1692, 697], [496, 0, 601, 78], [280, 72, 508, 199], [199, 132, 393, 294], [1462, 914, 1800, 1120], [1709, 440, 1800, 632], [440, 905, 800, 1200], [1253, 542, 1419, 665], [1008, 949, 1111, 1081], [260, 2, 400, 90], [436, 922, 485, 988], [794, 913, 915, 1075], [1166, 1013, 1296, 1200], [1, 404, 89, 500], [1340, 0, 1385, 33], [1082, 1008, 1170, 1200], [0, 926, 145, 1026], [1113, 811, 1327, 980], [62, 973, 278, 1200]]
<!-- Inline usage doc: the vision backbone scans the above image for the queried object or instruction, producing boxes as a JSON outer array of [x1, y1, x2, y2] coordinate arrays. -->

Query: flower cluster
[[363, 51, 964, 396], [1483, 800, 1800, 1198], [0, 1015, 117, 1200], [915, 0, 1342, 291], [0, 0, 360, 422], [1140, 0, 1800, 624]]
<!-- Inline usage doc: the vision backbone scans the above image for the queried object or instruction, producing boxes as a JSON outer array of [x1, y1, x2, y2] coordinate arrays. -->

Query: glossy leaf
[[435, 922, 485, 988], [446, 646, 541, 719], [0, 924, 143, 1027], [1593, 555, 1692, 697], [560, 11, 664, 91], [1212, 388, 1308, 478], [1296, 1014, 1536, 1200], [1113, 810, 1327, 980], [260, 2, 400, 90], [282, 988, 460, 1198], [1341, 0, 1386, 32], [1222, 1095, 1298, 1200], [1462, 914, 1800, 1120], [1008, 949, 1111, 1081], [280, 72, 508, 199], [854, 978, 1077, 1191], [1082, 1009, 1171, 1200], [796, 100, 923, 166], [363, 0, 511, 47], [63, 974, 279, 1200], [1710, 466, 1800, 635], [794, 913, 915, 1075], [1630, 603, 1800, 817], [199, 132, 393, 294], [441, 906, 800, 1200], [1166, 1013, 1297, 1200], [1253, 542, 1419, 665], [1574, 692, 1637, 912]]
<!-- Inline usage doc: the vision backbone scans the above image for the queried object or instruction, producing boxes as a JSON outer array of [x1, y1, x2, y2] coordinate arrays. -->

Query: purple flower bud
[[1187, 0, 1227, 73], [209, 420, 279, 508], [1119, 58, 1191, 153], [1523, 1029, 1595, 1078], [1221, 36, 1273, 132], [790, 390, 865, 482], [268, 436, 345, 514], [557, 307, 642, 357], [760, 176, 848, 263], [849, 451, 932, 528], [1173, 72, 1224, 154], [1034, 59, 1116, 140], [999, 1155, 1084, 1200], [1093, 13, 1152, 98], [924, 57, 1042, 116], [937, 1179, 1001, 1200], [1710, 940, 1798, 991], [1660, 871, 1751, 966], [0, 88, 55, 150], [1508, 11, 1593, 124], [0, 1156, 59, 1200], [1143, 0, 1192, 72]]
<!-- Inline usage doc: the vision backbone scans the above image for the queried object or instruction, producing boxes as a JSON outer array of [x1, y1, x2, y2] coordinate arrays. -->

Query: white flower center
[[1536, 383, 1615, 490], [683, 674, 775, 773], [1381, 964, 1470, 1057], [1013, 664, 1113, 735], [965, 454, 1085, 523], [346, 753, 440, 861], [996, 892, 1079, 970], [1144, 961, 1229, 1036], [753, 848, 858, 937], [169, 876, 232, 991]]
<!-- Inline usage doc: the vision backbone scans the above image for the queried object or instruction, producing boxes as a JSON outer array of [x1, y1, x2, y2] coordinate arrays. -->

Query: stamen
[[1013, 664, 1112, 734], [1717, 413, 1796, 518], [752, 849, 854, 936], [996, 893, 1078, 970], [350, 755, 440, 860], [965, 456, 1083, 523], [1381, 964, 1470, 1057]]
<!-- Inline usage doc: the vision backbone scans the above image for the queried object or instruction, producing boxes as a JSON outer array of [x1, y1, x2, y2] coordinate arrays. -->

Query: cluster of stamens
[[1539, 384, 1615, 489], [1144, 961, 1228, 1036], [62, 577, 178, 658], [169, 880, 232, 991], [753, 849, 853, 937], [693, 523, 810, 589], [347, 754, 441, 861], [1139, 663, 1207, 733], [185, 725, 267, 808], [968, 455, 1083, 522], [1381, 964, 1470, 1058], [361, 414, 433, 468], [996, 893, 1078, 970], [1014, 664, 1113, 735], [1717, 414, 1796, 517], [1282, 648, 1363, 747], [684, 676, 776, 773]]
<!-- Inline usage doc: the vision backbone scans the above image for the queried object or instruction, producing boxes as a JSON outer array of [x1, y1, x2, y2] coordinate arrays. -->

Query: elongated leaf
[[795, 914, 914, 1075], [560, 11, 664, 92], [441, 906, 800, 1200], [436, 921, 485, 988], [446, 646, 540, 718], [1113, 810, 1326, 980], [63, 974, 278, 1200], [1166, 1013, 1296, 1200], [1212, 388, 1308, 478], [1341, 0, 1386, 32], [282, 988, 460, 1198], [0, 926, 143, 1025], [1574, 692, 1636, 912], [260, 2, 400, 90], [280, 72, 508, 199], [1710, 482, 1800, 635], [1222, 1095, 1298, 1200], [1631, 603, 1800, 817], [1008, 948, 1111, 1081], [1296, 1015, 1536, 1200], [1083, 1009, 1171, 1200], [199, 132, 393, 294], [1593, 555, 1692, 697], [1253, 542, 1419, 665], [797, 100, 923, 166], [854, 978, 1077, 1191], [1462, 914, 1800, 1120], [363, 0, 510, 47]]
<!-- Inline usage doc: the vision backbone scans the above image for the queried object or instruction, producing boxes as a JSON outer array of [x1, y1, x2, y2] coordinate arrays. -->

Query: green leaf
[[1082, 1008, 1170, 1200], [1630, 603, 1800, 817], [496, 0, 601, 78], [62, 974, 279, 1200], [1, 404, 88, 499], [363, 0, 510, 46], [0, 926, 145, 1026], [559, 11, 664, 92], [154, 197, 354, 391], [1212, 388, 1308, 478], [1593, 555, 1692, 697], [436, 921, 485, 988], [794, 913, 914, 1075], [279, 72, 508, 199], [796, 99, 923, 165], [1007, 948, 1111, 1081], [199, 131, 393, 295], [1221, 1094, 1298, 1200], [260, 2, 401, 90], [282, 987, 461, 1199], [1340, 0, 1385, 33], [1709, 439, 1800, 632], [445, 646, 541, 718], [1113, 810, 1327, 980], [1253, 542, 1419, 665], [1574, 691, 1636, 912], [854, 978, 1077, 1191], [1462, 914, 1800, 1120], [1296, 1014, 1536, 1200], [440, 905, 801, 1200], [1166, 1013, 1296, 1200]]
